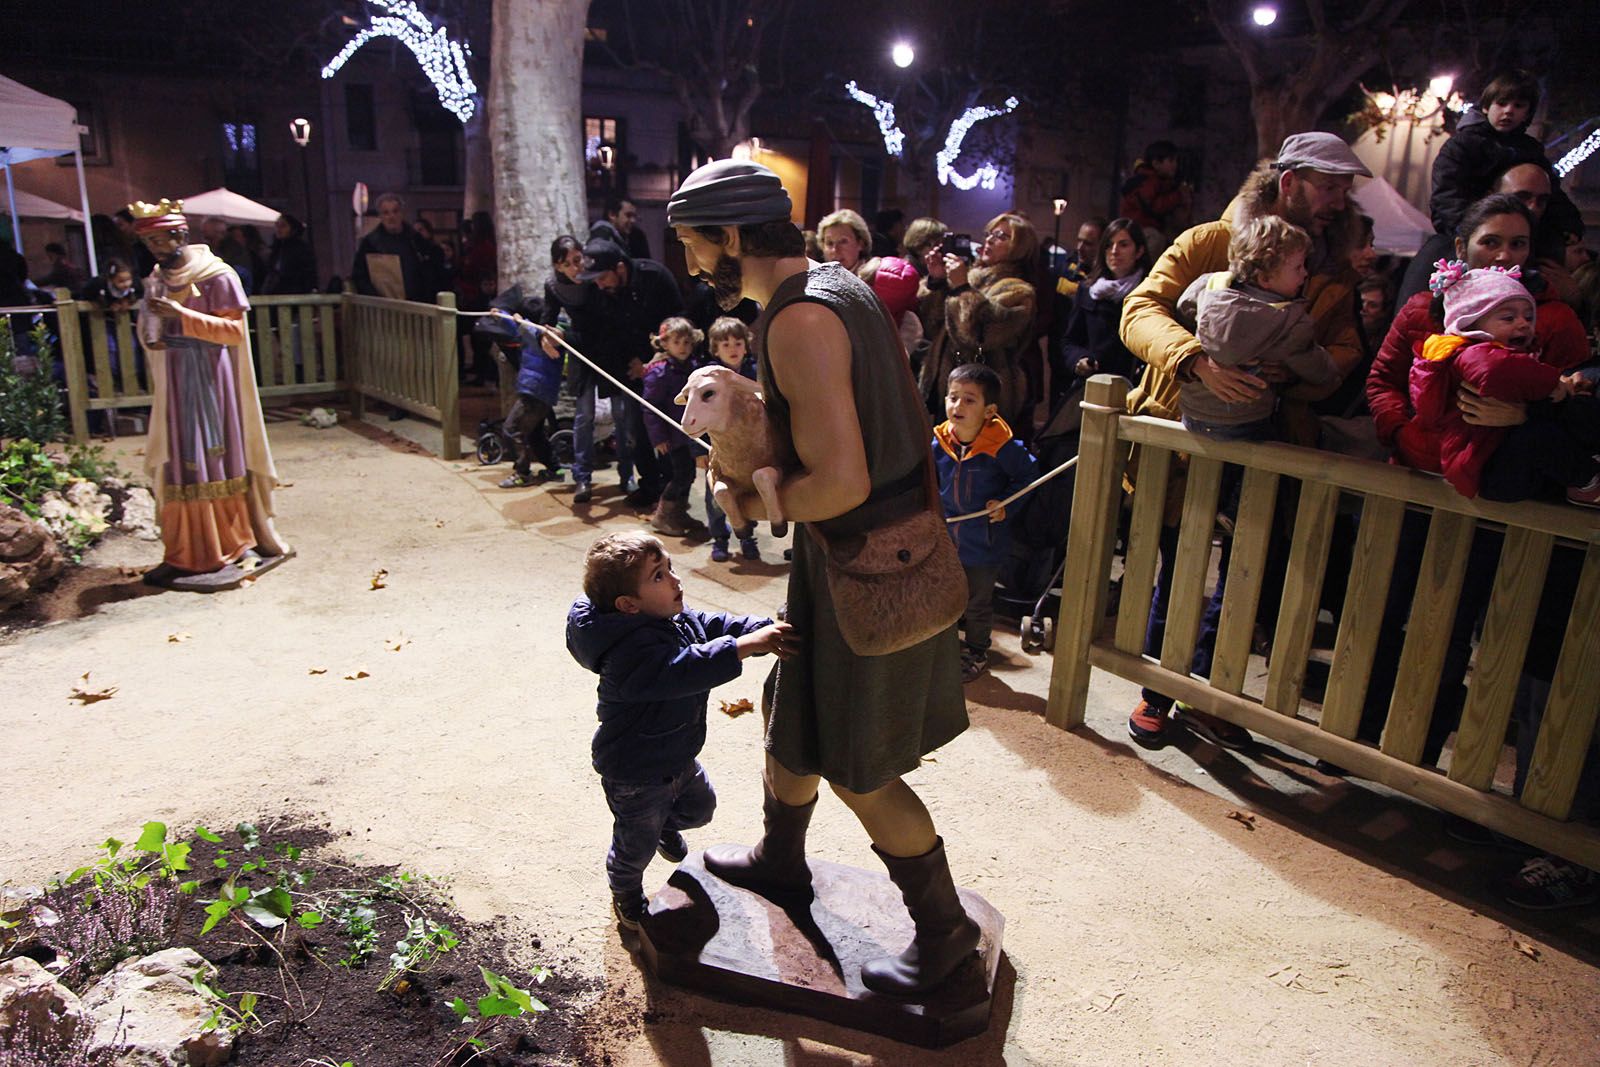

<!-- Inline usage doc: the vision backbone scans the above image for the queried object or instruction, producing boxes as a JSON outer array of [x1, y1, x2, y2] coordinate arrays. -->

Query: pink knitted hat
[[1430, 261, 1536, 339]]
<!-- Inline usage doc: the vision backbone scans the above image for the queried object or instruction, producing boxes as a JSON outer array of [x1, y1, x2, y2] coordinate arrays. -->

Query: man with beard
[[129, 198, 290, 590], [666, 160, 978, 998], [1117, 132, 1368, 750]]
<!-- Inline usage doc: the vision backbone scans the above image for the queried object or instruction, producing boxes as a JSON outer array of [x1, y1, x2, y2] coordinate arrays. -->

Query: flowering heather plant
[[0, 1016, 121, 1066], [42, 880, 179, 988]]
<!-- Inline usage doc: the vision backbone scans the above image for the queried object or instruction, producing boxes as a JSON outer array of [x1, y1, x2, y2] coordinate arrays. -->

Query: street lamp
[[1428, 74, 1454, 98], [289, 116, 314, 238], [891, 41, 914, 69], [1251, 5, 1278, 26]]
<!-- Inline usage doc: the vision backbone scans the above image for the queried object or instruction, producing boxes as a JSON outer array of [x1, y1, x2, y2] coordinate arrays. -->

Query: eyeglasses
[[983, 229, 1012, 243]]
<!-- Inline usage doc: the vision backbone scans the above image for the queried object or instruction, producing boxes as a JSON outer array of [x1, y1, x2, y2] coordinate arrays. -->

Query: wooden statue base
[[145, 550, 294, 593], [637, 851, 1004, 1048]]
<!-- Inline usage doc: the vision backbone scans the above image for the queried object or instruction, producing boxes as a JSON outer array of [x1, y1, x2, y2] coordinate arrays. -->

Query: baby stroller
[[995, 385, 1086, 654]]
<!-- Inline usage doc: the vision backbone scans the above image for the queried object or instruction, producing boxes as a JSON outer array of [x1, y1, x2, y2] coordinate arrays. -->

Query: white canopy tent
[[5, 188, 83, 221], [0, 74, 96, 273], [1351, 175, 1435, 257], [180, 188, 281, 227]]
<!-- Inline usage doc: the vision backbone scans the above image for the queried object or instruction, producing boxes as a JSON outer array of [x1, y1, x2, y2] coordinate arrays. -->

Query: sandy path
[[4, 420, 1597, 1066]]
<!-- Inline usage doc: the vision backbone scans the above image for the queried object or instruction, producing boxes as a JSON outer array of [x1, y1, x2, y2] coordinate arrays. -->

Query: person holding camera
[[917, 213, 1040, 435]]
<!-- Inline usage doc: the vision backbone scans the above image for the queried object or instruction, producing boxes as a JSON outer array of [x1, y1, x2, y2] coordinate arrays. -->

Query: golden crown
[[128, 198, 185, 219]]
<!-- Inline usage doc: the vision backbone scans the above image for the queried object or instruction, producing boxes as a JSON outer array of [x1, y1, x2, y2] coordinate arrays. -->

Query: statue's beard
[[710, 252, 744, 310]]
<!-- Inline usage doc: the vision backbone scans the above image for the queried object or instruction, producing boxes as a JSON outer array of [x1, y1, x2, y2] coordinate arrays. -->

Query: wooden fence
[[54, 289, 460, 460], [1048, 375, 1600, 869]]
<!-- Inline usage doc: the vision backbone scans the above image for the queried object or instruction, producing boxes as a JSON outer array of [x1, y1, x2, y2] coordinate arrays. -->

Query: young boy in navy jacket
[[933, 364, 1037, 683], [566, 532, 796, 930]]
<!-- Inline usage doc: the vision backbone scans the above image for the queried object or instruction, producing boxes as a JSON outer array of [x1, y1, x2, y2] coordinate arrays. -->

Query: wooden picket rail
[[342, 291, 461, 460], [1048, 375, 1600, 869], [55, 289, 461, 461]]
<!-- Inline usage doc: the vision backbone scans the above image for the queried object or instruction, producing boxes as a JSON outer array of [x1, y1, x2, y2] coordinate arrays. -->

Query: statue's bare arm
[[763, 301, 871, 523]]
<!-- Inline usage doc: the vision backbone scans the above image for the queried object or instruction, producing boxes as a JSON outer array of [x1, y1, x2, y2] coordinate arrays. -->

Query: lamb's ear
[[725, 374, 761, 394], [674, 385, 691, 405]]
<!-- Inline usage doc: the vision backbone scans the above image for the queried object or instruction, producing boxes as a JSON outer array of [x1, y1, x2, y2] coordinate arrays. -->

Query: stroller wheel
[[476, 432, 506, 466], [550, 428, 575, 467], [1041, 614, 1056, 653], [1019, 615, 1042, 654]]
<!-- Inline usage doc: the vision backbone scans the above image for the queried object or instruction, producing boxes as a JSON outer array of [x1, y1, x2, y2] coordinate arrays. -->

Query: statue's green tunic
[[756, 262, 968, 793]]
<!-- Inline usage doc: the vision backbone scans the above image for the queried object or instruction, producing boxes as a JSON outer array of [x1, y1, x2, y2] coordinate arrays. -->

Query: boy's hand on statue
[[738, 621, 800, 661], [1193, 354, 1265, 405], [986, 499, 1005, 523], [147, 295, 184, 319], [1457, 382, 1527, 427]]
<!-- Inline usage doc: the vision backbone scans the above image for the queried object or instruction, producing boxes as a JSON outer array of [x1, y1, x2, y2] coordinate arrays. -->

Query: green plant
[[63, 442, 126, 484], [379, 913, 458, 992], [0, 320, 66, 443], [192, 973, 263, 1037], [329, 900, 379, 968], [441, 967, 550, 1065], [59, 822, 197, 900], [0, 438, 69, 517]]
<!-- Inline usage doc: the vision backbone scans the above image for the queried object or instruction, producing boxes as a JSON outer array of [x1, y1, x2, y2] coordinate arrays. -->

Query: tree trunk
[[463, 103, 494, 217], [490, 0, 590, 287]]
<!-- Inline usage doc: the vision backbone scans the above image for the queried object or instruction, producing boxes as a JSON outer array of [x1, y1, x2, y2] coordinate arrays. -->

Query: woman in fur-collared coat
[[918, 212, 1039, 431]]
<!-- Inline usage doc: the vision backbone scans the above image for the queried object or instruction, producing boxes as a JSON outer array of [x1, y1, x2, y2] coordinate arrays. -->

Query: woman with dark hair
[[1059, 217, 1151, 390], [918, 211, 1040, 430], [261, 214, 319, 295], [1367, 193, 1588, 472]]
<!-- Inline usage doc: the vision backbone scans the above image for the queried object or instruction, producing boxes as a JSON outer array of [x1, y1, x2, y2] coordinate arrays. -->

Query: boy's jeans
[[600, 760, 716, 899]]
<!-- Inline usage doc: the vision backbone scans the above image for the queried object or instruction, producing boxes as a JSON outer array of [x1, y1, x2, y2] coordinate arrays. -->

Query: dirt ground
[[4, 416, 1599, 1067]]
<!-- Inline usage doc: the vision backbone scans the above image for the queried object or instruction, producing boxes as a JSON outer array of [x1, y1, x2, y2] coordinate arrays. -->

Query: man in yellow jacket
[[1116, 132, 1369, 749]]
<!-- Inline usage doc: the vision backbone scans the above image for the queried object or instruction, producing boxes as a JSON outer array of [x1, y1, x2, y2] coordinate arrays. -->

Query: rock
[[0, 504, 64, 610], [302, 406, 338, 429], [0, 955, 88, 1046], [115, 487, 160, 541], [80, 947, 234, 1067]]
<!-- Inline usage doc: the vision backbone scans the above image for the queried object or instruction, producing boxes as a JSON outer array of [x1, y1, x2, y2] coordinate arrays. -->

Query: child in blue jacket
[[566, 532, 796, 930], [933, 363, 1036, 682], [487, 308, 565, 488]]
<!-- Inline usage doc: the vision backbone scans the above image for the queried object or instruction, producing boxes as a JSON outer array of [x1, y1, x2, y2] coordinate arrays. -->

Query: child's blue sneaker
[[710, 540, 731, 563], [739, 537, 760, 561]]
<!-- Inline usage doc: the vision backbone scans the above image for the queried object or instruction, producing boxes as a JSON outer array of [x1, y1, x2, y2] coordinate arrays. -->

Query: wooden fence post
[[54, 289, 90, 444], [1046, 374, 1128, 729], [341, 291, 365, 420], [435, 291, 460, 460]]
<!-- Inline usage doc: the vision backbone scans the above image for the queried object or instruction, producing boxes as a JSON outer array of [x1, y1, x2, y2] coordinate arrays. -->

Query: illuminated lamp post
[[290, 117, 314, 235]]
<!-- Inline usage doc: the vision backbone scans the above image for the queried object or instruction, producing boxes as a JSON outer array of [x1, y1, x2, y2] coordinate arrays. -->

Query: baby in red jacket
[[1410, 262, 1598, 505]]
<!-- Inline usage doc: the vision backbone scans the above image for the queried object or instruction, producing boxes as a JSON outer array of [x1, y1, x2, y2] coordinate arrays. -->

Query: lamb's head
[[676, 365, 761, 438]]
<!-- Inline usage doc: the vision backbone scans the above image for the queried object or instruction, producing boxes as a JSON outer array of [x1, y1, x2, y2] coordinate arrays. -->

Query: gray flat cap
[[667, 159, 793, 228], [1274, 132, 1372, 177]]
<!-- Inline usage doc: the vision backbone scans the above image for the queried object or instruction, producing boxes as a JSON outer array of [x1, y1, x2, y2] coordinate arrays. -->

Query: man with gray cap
[[664, 159, 979, 999], [1118, 132, 1369, 750]]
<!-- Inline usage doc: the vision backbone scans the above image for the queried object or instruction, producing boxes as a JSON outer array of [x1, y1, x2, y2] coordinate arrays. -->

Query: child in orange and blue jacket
[[933, 363, 1037, 682]]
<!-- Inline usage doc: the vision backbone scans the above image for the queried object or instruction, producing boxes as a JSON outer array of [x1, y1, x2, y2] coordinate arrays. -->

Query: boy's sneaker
[[657, 829, 689, 864], [1175, 703, 1253, 751], [960, 648, 988, 684], [710, 540, 731, 563], [1128, 700, 1174, 747], [611, 891, 647, 931], [498, 471, 533, 489], [534, 467, 564, 483], [739, 537, 761, 561], [1567, 473, 1600, 508], [1498, 854, 1600, 910], [573, 480, 593, 504]]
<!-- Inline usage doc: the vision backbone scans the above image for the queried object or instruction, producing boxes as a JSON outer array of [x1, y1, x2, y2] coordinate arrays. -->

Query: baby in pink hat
[[1410, 262, 1598, 504]]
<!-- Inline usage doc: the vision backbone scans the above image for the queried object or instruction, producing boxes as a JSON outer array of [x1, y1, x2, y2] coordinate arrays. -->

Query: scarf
[[1088, 268, 1145, 304], [157, 244, 233, 301]]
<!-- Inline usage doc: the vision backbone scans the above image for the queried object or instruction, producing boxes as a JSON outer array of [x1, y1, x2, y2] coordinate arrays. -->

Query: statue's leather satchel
[[808, 459, 967, 657]]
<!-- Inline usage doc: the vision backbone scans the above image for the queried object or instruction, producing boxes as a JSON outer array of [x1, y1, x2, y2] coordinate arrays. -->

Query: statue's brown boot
[[702, 788, 816, 901], [860, 837, 981, 997]]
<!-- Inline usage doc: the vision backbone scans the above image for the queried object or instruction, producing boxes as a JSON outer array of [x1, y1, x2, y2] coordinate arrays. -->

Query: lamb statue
[[675, 365, 796, 538]]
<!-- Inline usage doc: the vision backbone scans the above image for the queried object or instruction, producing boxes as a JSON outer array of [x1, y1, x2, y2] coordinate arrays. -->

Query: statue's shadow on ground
[[630, 855, 1014, 1062], [5, 563, 164, 632]]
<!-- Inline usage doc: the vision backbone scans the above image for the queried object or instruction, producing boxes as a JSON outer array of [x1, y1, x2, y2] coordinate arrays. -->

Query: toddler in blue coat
[[486, 307, 566, 488], [933, 363, 1037, 682], [566, 532, 796, 930]]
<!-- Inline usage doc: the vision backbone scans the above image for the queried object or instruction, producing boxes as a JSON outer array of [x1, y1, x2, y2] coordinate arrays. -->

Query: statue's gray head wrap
[[666, 159, 793, 228]]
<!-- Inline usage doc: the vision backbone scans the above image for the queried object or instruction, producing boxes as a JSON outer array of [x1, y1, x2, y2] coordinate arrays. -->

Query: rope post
[[341, 289, 365, 420], [435, 291, 460, 461], [54, 289, 91, 444], [1046, 374, 1128, 730]]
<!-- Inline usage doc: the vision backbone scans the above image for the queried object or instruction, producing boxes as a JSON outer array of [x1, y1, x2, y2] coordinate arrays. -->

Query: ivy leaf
[[134, 823, 167, 853], [236, 823, 261, 851], [448, 996, 472, 1021], [163, 842, 192, 872], [194, 825, 223, 843], [200, 898, 235, 936], [296, 911, 324, 929]]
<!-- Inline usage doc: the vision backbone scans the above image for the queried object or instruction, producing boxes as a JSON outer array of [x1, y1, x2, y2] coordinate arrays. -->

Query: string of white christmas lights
[[1554, 127, 1600, 178], [937, 97, 1019, 189], [844, 81, 905, 157], [322, 0, 478, 123]]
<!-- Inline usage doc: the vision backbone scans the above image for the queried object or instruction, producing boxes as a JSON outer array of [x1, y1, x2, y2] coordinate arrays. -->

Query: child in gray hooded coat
[[1177, 215, 1341, 441]]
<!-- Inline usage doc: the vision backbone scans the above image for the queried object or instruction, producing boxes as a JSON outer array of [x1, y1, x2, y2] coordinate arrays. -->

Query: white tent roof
[[0, 74, 81, 164], [1352, 175, 1434, 257], [1, 188, 83, 221], [181, 188, 282, 226]]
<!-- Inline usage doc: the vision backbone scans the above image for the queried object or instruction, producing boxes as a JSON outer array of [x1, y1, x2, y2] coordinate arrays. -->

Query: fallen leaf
[[434, 519, 446, 528], [167, 632, 192, 644], [370, 568, 388, 590], [1512, 939, 1541, 961], [70, 672, 118, 705], [277, 481, 295, 488], [1226, 810, 1257, 830], [238, 577, 256, 589], [308, 667, 327, 676], [719, 698, 754, 718], [342, 668, 370, 681], [384, 635, 411, 653]]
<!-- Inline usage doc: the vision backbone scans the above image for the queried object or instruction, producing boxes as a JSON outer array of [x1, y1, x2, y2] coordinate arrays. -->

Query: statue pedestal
[[637, 852, 1004, 1048]]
